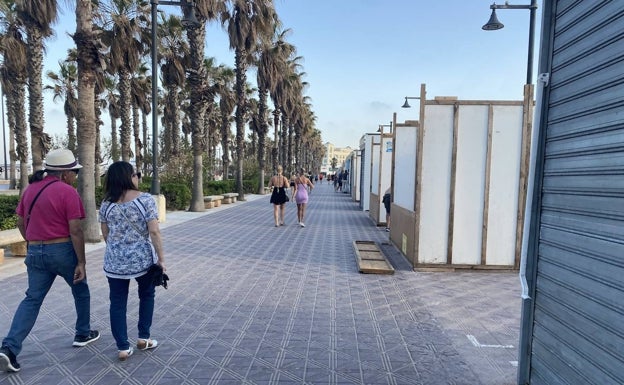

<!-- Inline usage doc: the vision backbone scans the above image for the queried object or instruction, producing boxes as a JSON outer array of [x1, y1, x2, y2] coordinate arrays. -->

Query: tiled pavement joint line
[[271, 258, 309, 384]]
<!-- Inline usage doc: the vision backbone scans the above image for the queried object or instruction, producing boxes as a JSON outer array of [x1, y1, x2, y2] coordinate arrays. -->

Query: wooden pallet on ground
[[353, 240, 394, 274]]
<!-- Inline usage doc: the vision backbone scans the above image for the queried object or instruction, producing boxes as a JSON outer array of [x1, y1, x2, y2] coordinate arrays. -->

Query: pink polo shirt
[[16, 176, 85, 241]]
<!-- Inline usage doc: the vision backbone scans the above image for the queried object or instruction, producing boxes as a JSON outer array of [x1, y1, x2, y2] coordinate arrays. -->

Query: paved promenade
[[0, 183, 521, 385]]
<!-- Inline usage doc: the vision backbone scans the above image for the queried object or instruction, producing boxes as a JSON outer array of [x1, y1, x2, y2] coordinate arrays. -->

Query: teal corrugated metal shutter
[[527, 1, 624, 384]]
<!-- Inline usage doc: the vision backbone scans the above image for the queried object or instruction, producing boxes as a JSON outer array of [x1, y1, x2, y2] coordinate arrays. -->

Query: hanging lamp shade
[[401, 98, 411, 108], [181, 1, 201, 28], [482, 8, 504, 30]]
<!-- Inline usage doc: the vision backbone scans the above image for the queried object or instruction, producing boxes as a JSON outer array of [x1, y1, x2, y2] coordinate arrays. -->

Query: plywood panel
[[452, 105, 488, 265], [418, 105, 454, 264], [486, 106, 523, 265], [393, 125, 417, 210]]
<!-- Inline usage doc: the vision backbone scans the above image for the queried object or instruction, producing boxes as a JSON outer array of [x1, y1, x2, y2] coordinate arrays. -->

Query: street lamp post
[[483, 7, 538, 382], [150, 0, 199, 195], [401, 96, 420, 109], [378, 122, 392, 134], [482, 0, 538, 84]]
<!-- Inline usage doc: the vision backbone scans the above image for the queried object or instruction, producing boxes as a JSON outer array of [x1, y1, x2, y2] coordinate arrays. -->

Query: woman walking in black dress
[[268, 165, 290, 227]]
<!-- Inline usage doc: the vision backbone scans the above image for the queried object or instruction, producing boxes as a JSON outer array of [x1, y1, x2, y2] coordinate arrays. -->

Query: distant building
[[321, 142, 354, 174]]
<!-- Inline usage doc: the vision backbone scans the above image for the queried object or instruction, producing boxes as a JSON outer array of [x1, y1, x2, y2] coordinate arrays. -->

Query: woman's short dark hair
[[103, 161, 137, 202]]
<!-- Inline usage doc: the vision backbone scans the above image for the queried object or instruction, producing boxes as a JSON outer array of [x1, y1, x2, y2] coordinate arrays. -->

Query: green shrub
[[95, 185, 103, 207], [160, 183, 191, 210], [0, 195, 19, 230], [204, 180, 235, 195]]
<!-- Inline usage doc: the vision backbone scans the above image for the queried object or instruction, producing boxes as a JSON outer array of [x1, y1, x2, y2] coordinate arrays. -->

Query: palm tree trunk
[[280, 115, 288, 169], [12, 85, 29, 191], [272, 109, 279, 173], [257, 88, 269, 194], [133, 103, 142, 173], [6, 97, 17, 189], [26, 27, 46, 171], [142, 111, 149, 175], [94, 98, 102, 187], [118, 71, 132, 161], [110, 114, 119, 161], [74, 0, 101, 242], [234, 48, 246, 200]]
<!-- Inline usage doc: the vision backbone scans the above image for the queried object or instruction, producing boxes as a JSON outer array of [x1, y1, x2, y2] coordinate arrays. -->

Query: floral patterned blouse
[[99, 193, 158, 279]]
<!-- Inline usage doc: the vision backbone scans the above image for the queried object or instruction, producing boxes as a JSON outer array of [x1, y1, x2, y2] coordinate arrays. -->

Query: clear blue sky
[[37, 0, 542, 151]]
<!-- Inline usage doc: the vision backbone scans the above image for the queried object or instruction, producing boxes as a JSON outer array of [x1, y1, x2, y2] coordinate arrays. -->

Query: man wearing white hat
[[0, 149, 99, 373]]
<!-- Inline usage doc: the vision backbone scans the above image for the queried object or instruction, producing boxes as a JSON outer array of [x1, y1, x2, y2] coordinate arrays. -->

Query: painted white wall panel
[[393, 125, 417, 210], [419, 105, 454, 264], [452, 105, 488, 265], [375, 136, 393, 223], [486, 106, 523, 265], [359, 134, 376, 211], [370, 136, 381, 195]]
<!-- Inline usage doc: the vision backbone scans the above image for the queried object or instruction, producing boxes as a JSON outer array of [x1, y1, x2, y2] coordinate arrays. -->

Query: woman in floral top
[[99, 161, 165, 361]]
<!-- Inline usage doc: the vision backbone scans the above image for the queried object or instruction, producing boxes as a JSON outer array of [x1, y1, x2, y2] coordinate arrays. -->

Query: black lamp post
[[150, 0, 199, 195], [401, 96, 420, 109], [377, 122, 392, 133], [482, 0, 538, 85]]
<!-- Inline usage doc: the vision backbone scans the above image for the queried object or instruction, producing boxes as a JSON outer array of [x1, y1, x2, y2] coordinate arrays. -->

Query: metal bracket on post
[[538, 73, 550, 87]]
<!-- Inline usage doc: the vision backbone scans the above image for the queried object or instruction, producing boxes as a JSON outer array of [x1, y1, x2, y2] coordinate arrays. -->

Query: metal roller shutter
[[521, 1, 624, 384]]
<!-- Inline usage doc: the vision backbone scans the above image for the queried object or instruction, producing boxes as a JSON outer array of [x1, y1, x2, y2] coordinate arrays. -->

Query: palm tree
[[0, 1, 29, 190], [45, 60, 78, 152], [74, 0, 104, 241], [99, 0, 148, 161], [16, 0, 56, 171], [225, 0, 277, 200], [184, 0, 226, 211], [214, 64, 235, 179], [202, 56, 220, 180], [103, 75, 121, 161], [257, 28, 293, 192], [131, 62, 151, 174], [159, 14, 188, 159]]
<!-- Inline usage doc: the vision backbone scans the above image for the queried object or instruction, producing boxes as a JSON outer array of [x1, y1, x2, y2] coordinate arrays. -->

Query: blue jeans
[[107, 273, 155, 350], [2, 242, 91, 356]]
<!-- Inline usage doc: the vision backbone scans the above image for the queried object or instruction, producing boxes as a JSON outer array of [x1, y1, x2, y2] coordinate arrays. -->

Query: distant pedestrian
[[294, 168, 314, 227], [0, 149, 99, 373], [383, 187, 392, 232], [268, 165, 290, 227], [99, 161, 165, 361]]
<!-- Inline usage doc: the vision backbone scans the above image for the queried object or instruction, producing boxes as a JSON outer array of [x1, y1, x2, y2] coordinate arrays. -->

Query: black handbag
[[148, 264, 169, 289]]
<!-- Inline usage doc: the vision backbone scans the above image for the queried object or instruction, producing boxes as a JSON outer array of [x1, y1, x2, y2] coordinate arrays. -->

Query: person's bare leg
[[300, 204, 307, 225], [273, 205, 279, 226], [280, 204, 285, 225]]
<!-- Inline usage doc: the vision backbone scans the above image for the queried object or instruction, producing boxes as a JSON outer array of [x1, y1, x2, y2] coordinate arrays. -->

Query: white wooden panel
[[419, 105, 454, 264], [452, 105, 488, 265], [393, 125, 417, 210], [370, 136, 381, 195], [377, 136, 393, 222], [359, 134, 375, 211], [486, 105, 523, 265], [352, 152, 361, 202]]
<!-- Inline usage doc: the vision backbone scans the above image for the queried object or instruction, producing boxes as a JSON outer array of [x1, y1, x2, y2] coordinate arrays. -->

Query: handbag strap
[[26, 179, 59, 231], [105, 199, 149, 239]]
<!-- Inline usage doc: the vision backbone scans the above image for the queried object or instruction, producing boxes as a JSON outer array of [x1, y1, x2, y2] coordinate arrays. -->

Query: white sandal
[[118, 347, 133, 361], [137, 339, 158, 350]]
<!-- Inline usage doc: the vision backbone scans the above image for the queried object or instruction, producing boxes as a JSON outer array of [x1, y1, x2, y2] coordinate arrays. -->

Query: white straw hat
[[44, 149, 83, 171]]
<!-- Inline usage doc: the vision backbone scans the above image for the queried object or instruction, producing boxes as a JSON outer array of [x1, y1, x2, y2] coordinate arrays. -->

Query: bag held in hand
[[148, 264, 169, 289]]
